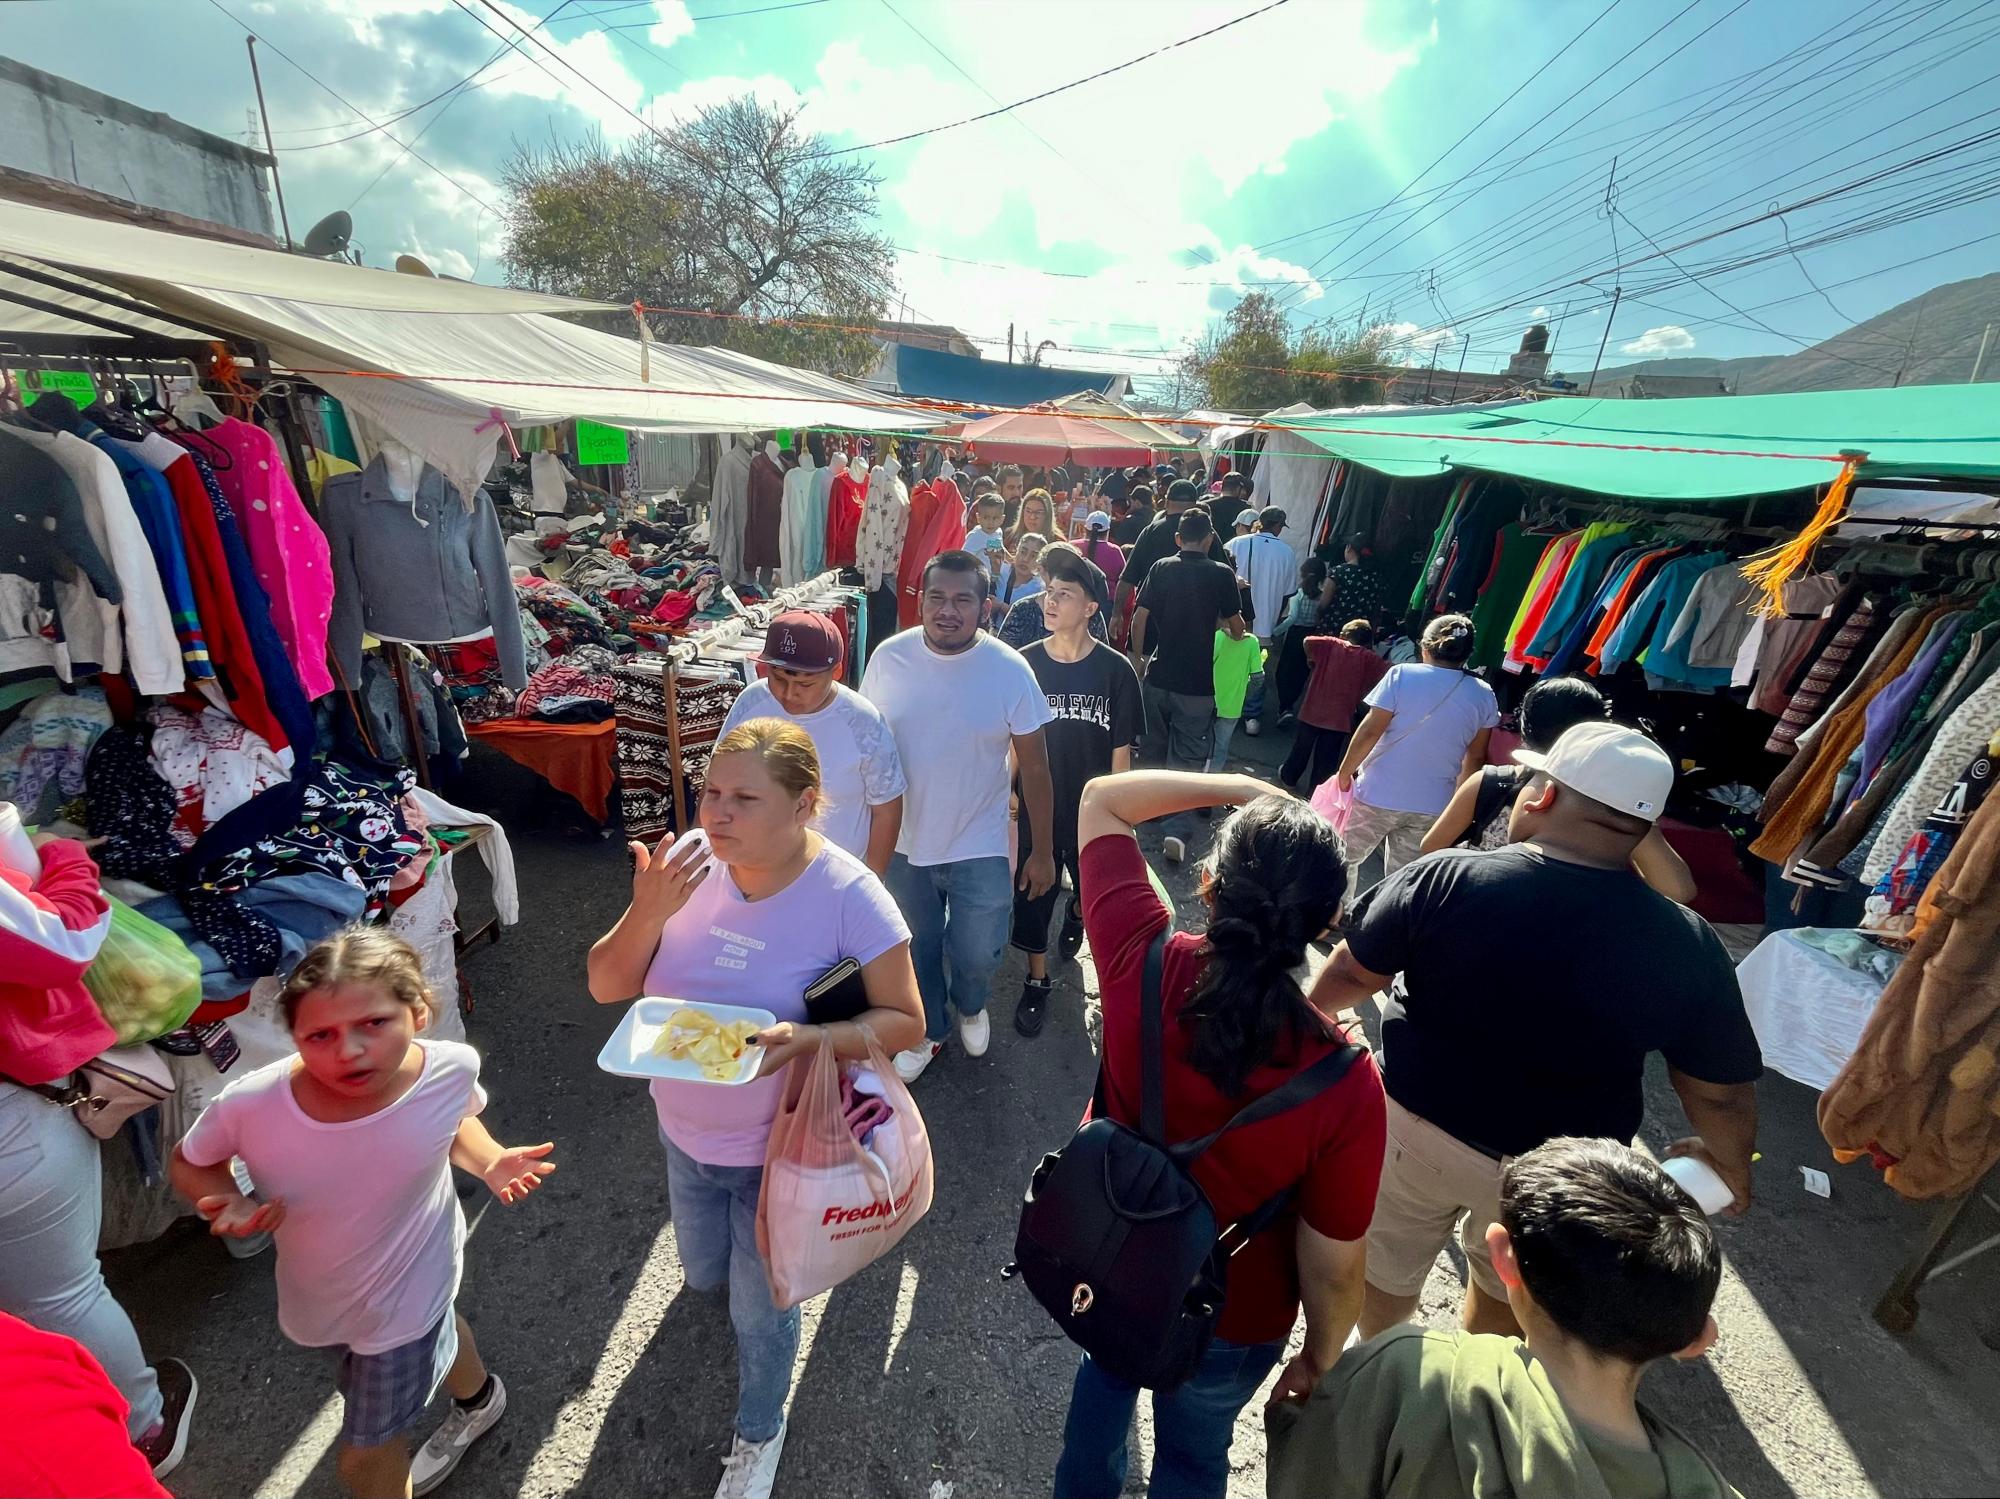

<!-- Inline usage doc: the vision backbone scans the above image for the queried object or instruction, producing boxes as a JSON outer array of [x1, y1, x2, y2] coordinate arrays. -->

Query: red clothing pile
[[1079, 834, 1386, 1345]]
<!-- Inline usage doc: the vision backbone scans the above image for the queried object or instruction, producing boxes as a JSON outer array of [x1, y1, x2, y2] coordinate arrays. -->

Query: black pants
[[1281, 724, 1350, 791], [1275, 627, 1312, 715], [1010, 811, 1081, 956]]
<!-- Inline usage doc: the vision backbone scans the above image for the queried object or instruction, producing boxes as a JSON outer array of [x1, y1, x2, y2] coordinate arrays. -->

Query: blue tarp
[[890, 344, 1115, 408]]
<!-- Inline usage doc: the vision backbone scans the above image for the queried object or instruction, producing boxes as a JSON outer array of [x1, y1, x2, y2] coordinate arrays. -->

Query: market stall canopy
[[1049, 391, 1193, 452], [885, 343, 1119, 408], [0, 196, 943, 495], [953, 398, 1194, 468], [0, 195, 598, 323], [1282, 384, 2000, 499]]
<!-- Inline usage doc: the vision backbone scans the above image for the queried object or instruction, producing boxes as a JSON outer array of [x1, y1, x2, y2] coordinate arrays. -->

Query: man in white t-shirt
[[719, 610, 905, 875], [1226, 506, 1297, 735], [863, 549, 1057, 1083]]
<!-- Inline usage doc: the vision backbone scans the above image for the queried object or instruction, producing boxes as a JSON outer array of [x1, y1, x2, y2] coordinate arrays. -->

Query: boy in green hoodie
[[1267, 1137, 1739, 1499]]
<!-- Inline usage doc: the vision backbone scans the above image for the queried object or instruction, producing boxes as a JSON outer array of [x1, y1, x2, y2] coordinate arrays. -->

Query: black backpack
[[1005, 929, 1364, 1390]]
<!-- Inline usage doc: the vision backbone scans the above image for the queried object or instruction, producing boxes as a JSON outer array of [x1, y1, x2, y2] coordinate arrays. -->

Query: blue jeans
[[0, 1084, 162, 1437], [885, 854, 1013, 1042], [1052, 1336, 1285, 1499], [661, 1133, 799, 1443]]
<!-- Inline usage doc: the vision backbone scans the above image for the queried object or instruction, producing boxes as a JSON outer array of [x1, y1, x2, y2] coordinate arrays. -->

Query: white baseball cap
[[1513, 721, 1674, 822]]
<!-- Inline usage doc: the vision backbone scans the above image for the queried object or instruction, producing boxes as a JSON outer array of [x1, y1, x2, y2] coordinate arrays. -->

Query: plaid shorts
[[337, 1312, 458, 1449]]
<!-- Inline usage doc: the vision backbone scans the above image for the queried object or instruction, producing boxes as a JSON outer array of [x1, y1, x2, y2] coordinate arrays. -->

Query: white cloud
[[1531, 306, 1551, 319], [1621, 324, 1695, 355]]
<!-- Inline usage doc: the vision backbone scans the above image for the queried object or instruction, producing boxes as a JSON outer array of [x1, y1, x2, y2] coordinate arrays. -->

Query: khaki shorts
[[1364, 1096, 1511, 1301]]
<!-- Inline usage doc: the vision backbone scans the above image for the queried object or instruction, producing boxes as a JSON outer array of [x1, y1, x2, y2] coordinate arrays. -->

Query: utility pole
[[246, 37, 294, 251], [1969, 322, 1993, 383], [1450, 331, 1470, 401], [1586, 285, 1621, 396], [1007, 322, 1015, 363], [1422, 340, 1441, 399]]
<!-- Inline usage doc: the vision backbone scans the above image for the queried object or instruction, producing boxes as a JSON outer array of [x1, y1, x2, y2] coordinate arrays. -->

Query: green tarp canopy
[[1283, 383, 2000, 501]]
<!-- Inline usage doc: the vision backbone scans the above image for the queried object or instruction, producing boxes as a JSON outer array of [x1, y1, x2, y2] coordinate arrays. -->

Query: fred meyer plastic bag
[[756, 1030, 933, 1309], [84, 896, 202, 1044]]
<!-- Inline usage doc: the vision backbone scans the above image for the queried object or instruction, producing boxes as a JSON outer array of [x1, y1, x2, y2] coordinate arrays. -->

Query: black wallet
[[804, 957, 869, 1024]]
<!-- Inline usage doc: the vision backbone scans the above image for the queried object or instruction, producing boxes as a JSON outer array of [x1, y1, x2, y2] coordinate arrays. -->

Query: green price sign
[[19, 369, 95, 401], [574, 419, 631, 467]]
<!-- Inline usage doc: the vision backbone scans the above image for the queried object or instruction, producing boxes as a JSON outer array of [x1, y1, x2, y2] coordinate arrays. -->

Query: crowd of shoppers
[[11, 448, 1766, 1499]]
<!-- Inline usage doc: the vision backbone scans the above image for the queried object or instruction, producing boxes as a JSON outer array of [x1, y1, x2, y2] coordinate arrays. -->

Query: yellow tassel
[[1739, 458, 1861, 617]]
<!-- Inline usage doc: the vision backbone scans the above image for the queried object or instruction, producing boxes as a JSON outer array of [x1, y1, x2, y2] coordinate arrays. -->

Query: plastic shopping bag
[[1309, 773, 1355, 837], [756, 1030, 934, 1309], [83, 896, 203, 1044]]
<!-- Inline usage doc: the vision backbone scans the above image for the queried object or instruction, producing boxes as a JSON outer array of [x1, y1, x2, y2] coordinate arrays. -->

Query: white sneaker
[[1163, 836, 1187, 863], [959, 1009, 991, 1058], [715, 1417, 787, 1499], [893, 1040, 943, 1083], [411, 1374, 507, 1495]]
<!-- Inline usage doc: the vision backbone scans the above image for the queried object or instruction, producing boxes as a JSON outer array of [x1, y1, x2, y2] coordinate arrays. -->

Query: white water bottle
[[1662, 1154, 1736, 1215]]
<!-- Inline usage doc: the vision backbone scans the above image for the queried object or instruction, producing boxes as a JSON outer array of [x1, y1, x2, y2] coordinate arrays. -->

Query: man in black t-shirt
[[1012, 544, 1142, 1037], [1129, 509, 1244, 861], [1109, 482, 1152, 545], [1309, 722, 1762, 1340], [1113, 479, 1229, 625]]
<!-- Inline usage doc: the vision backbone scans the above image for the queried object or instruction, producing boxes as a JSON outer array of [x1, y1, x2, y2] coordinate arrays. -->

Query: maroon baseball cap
[[757, 610, 843, 673]]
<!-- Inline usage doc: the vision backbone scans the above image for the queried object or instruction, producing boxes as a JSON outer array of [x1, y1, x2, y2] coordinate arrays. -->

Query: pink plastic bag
[[756, 1031, 934, 1309], [1309, 773, 1354, 836]]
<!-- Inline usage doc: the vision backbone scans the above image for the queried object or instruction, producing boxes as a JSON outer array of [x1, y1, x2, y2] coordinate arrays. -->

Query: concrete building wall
[[0, 58, 274, 239]]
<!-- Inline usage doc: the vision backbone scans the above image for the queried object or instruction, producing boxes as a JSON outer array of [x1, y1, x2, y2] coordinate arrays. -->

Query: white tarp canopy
[[0, 197, 941, 494]]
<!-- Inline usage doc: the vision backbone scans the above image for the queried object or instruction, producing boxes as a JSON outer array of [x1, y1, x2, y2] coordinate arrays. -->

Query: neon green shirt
[[1212, 631, 1264, 718]]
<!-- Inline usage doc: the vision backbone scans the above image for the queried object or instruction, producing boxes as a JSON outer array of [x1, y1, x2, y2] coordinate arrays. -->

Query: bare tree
[[501, 99, 897, 375]]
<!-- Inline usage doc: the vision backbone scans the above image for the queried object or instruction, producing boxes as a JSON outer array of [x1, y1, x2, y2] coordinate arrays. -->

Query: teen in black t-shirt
[[1012, 545, 1143, 1036]]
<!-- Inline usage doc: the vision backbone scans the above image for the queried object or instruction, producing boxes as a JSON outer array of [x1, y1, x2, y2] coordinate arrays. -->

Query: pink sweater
[[0, 841, 113, 1085]]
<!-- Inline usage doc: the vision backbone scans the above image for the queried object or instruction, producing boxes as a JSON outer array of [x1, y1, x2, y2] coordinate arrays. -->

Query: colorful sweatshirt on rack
[[192, 419, 335, 700], [87, 428, 210, 681]]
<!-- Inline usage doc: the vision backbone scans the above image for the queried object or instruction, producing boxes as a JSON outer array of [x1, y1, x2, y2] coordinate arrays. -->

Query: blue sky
[[9, 0, 1999, 397]]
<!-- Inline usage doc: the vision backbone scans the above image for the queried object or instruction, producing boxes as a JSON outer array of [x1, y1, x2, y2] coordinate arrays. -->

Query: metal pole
[[1586, 286, 1621, 396], [246, 38, 294, 251], [1971, 322, 1994, 384], [1450, 331, 1470, 401], [1008, 322, 1015, 363], [1422, 341, 1440, 398]]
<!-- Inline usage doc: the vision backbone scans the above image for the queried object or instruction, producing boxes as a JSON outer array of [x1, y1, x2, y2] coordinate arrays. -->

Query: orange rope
[[206, 341, 260, 420], [1740, 456, 1863, 616]]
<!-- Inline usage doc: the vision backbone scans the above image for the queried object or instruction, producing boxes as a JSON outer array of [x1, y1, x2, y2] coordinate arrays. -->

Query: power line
[[202, 0, 501, 216], [1286, 0, 1733, 307], [1281, 0, 1627, 296], [354, 6, 586, 212], [1305, 0, 1974, 338], [817, 0, 1292, 158]]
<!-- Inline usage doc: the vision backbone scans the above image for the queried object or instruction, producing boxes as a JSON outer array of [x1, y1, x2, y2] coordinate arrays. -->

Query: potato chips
[[651, 1007, 762, 1081]]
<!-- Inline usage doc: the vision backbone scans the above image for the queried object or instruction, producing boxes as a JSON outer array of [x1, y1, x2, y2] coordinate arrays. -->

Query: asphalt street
[[106, 731, 2000, 1499]]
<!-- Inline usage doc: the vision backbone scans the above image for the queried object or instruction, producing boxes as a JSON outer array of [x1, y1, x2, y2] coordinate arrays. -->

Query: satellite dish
[[394, 254, 436, 277], [302, 210, 353, 258]]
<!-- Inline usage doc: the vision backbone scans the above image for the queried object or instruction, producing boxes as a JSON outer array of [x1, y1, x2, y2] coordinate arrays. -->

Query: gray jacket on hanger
[[323, 456, 528, 690]]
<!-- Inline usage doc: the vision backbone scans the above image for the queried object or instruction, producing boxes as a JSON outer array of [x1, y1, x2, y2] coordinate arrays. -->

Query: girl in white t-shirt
[[170, 930, 556, 1499]]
